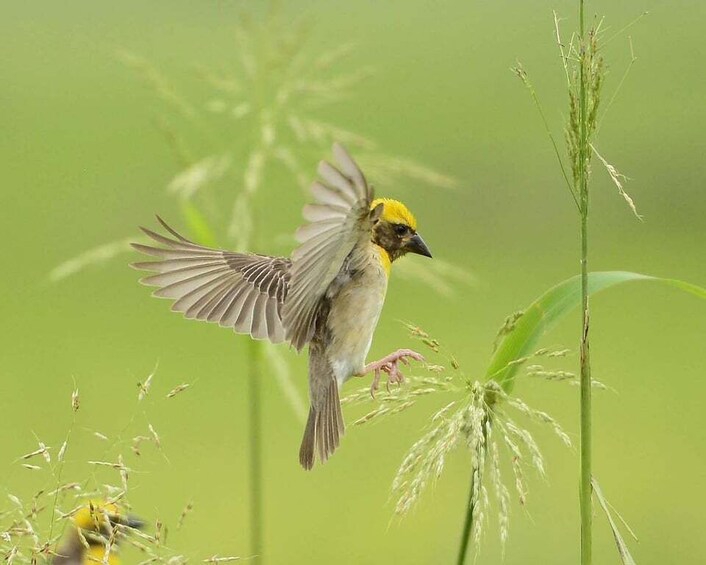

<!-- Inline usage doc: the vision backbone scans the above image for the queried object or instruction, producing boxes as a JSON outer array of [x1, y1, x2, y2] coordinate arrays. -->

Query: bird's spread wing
[[283, 143, 375, 351], [132, 217, 290, 343]]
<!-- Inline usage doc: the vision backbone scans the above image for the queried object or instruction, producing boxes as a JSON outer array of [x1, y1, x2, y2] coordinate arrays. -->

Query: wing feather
[[131, 243, 207, 260], [250, 293, 269, 340], [142, 262, 226, 288], [219, 285, 251, 328], [234, 290, 258, 334], [152, 266, 233, 299], [132, 219, 290, 343], [265, 298, 284, 342], [207, 284, 241, 323], [310, 181, 351, 208], [138, 226, 205, 251], [182, 272, 239, 319], [333, 143, 367, 197], [133, 257, 220, 274], [194, 276, 238, 320], [134, 143, 374, 351], [302, 203, 348, 223], [283, 143, 374, 350], [317, 161, 358, 202]]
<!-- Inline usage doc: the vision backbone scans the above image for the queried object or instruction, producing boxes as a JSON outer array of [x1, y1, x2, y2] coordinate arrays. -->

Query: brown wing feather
[[132, 217, 291, 343], [283, 143, 374, 351]]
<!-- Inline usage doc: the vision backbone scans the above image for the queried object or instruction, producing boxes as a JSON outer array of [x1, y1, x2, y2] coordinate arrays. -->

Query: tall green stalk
[[247, 37, 267, 561], [577, 2, 593, 564], [456, 473, 475, 565], [180, 202, 266, 561], [248, 339, 264, 561]]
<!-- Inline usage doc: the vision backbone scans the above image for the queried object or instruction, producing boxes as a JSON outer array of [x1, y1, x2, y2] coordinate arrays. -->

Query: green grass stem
[[249, 339, 264, 562], [456, 472, 475, 565], [577, 1, 593, 564]]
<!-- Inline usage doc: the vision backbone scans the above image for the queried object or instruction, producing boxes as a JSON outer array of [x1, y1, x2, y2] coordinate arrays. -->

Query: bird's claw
[[370, 367, 383, 398], [365, 349, 425, 398]]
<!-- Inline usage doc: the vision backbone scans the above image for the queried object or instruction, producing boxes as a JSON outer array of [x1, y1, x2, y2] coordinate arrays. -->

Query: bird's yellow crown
[[371, 198, 417, 230], [71, 500, 123, 533]]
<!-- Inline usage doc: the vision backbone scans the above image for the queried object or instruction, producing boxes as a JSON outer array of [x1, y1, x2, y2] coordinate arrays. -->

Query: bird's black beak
[[110, 513, 145, 530], [126, 515, 145, 530], [407, 233, 432, 258]]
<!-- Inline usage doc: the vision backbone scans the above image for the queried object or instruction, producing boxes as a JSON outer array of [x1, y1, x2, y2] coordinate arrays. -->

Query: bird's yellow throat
[[374, 245, 392, 276]]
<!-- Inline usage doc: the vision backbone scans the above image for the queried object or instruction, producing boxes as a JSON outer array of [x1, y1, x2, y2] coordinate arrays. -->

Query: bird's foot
[[363, 349, 425, 398]]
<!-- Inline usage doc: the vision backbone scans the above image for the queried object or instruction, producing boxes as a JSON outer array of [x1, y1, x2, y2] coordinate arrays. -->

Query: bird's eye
[[394, 224, 408, 236]]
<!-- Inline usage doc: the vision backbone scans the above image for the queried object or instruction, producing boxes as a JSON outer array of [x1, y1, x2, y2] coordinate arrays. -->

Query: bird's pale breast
[[326, 244, 389, 385]]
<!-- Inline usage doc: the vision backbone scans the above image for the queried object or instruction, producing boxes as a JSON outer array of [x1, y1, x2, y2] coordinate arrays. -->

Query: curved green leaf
[[487, 271, 706, 393]]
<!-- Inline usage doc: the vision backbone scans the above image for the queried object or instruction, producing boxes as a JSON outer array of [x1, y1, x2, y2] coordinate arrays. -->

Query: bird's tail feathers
[[299, 378, 344, 470]]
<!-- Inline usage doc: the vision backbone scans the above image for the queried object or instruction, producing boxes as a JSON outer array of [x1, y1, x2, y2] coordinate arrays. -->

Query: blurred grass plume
[[53, 6, 463, 290], [0, 368, 237, 564]]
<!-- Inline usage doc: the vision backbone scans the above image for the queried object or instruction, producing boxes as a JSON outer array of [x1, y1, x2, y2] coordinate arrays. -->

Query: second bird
[[133, 143, 432, 469]]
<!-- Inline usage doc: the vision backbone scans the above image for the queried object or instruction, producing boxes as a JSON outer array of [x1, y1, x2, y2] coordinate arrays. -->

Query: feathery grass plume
[[525, 363, 609, 391], [167, 155, 232, 200], [342, 374, 458, 426], [51, 5, 459, 285], [513, 8, 649, 562], [176, 502, 193, 531], [166, 383, 191, 399], [508, 4, 684, 565], [0, 372, 239, 564], [343, 325, 573, 557], [135, 6, 457, 252], [492, 311, 525, 352], [138, 363, 158, 402], [49, 238, 136, 282], [436, 265, 706, 562], [591, 144, 641, 219]]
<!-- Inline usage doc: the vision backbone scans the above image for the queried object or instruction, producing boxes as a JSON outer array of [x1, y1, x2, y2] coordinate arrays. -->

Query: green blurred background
[[2, 0, 705, 563]]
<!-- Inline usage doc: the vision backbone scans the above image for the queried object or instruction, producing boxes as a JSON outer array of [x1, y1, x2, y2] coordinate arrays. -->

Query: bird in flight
[[52, 500, 143, 565], [132, 143, 432, 469]]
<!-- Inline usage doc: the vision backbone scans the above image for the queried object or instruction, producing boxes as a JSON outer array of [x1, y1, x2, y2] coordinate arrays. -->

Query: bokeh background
[[2, 1, 705, 563]]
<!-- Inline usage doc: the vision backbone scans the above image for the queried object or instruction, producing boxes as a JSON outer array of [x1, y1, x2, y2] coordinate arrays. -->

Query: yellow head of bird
[[72, 501, 120, 532], [58, 500, 144, 565], [371, 198, 418, 231], [370, 198, 432, 263]]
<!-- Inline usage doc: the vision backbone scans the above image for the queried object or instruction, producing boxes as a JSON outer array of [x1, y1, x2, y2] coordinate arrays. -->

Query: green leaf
[[487, 271, 706, 393], [592, 478, 638, 565], [180, 200, 219, 248]]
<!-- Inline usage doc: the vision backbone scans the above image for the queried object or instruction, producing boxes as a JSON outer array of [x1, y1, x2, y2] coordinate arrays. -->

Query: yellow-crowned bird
[[53, 501, 143, 565], [132, 143, 432, 469]]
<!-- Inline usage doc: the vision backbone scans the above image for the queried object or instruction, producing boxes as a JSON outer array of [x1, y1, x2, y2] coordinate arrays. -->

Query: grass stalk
[[577, 1, 593, 564], [456, 413, 490, 565], [248, 339, 264, 562], [456, 474, 476, 565], [579, 214, 592, 565]]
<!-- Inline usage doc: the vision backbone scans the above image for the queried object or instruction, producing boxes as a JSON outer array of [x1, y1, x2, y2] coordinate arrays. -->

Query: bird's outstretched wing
[[132, 217, 290, 343], [283, 143, 376, 351]]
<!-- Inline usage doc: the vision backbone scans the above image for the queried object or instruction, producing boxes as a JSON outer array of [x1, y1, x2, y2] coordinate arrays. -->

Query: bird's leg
[[362, 349, 425, 398]]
